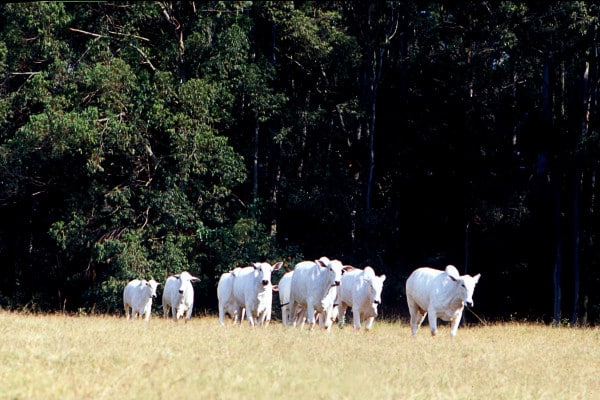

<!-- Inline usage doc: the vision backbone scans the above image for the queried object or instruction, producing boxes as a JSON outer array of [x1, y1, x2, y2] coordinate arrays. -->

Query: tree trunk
[[571, 62, 589, 325], [252, 116, 259, 203], [552, 174, 562, 326]]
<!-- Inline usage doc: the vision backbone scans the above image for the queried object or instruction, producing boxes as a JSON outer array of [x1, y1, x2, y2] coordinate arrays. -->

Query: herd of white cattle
[[123, 258, 481, 336]]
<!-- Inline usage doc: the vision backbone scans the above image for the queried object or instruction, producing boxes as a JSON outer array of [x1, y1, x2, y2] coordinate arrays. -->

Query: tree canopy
[[1, 1, 599, 325]]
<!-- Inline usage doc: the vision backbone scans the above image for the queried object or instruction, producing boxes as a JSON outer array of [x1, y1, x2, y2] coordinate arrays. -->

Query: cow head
[[446, 265, 481, 307], [363, 266, 386, 305], [253, 261, 284, 286], [146, 279, 160, 299], [315, 258, 344, 287], [174, 271, 201, 293]]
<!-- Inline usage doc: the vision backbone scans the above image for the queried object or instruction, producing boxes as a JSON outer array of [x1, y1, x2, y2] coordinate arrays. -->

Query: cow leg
[[295, 307, 306, 328], [338, 303, 348, 329], [185, 306, 193, 322], [124, 304, 131, 320], [450, 309, 464, 337], [234, 306, 243, 324], [218, 303, 226, 326], [246, 310, 256, 327], [244, 301, 256, 326], [306, 303, 316, 330], [281, 305, 290, 326], [352, 307, 362, 333], [364, 316, 375, 331], [408, 301, 426, 336], [427, 308, 438, 336]]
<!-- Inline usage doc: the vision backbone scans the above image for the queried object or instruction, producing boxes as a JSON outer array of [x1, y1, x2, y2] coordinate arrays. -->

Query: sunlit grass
[[0, 312, 598, 399]]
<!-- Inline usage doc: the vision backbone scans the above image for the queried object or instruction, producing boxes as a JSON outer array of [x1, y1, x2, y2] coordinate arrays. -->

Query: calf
[[406, 265, 480, 337], [123, 279, 160, 321], [162, 271, 201, 322], [338, 266, 386, 332]]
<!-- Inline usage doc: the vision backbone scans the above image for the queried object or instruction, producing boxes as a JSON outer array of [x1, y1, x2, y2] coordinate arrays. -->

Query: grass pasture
[[0, 312, 598, 400]]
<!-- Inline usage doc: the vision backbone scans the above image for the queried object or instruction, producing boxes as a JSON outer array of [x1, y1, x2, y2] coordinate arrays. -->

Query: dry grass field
[[0, 311, 598, 400]]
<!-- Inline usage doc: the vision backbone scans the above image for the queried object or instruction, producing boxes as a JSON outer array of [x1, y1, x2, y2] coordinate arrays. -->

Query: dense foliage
[[0, 2, 599, 324]]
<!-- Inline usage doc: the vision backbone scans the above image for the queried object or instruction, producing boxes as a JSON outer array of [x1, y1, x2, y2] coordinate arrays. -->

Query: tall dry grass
[[0, 311, 598, 399]]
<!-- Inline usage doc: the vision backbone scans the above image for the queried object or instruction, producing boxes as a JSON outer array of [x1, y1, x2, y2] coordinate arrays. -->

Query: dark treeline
[[0, 2, 599, 325]]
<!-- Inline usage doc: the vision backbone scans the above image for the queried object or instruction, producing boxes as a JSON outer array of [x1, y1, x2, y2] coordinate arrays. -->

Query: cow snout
[[374, 300, 380, 305], [465, 301, 473, 307], [178, 289, 184, 294], [262, 280, 269, 285], [152, 294, 157, 299], [333, 281, 340, 286]]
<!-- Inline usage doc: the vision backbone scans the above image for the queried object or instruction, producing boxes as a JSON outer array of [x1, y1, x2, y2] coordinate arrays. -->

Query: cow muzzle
[[373, 300, 380, 305], [262, 280, 269, 285], [333, 281, 340, 287], [465, 301, 473, 307], [178, 289, 184, 294]]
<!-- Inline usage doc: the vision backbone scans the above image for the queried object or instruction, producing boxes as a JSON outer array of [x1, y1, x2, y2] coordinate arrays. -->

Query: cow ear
[[380, 274, 386, 282], [445, 265, 460, 280], [315, 259, 327, 268], [473, 273, 481, 284], [253, 262, 261, 270], [272, 285, 279, 292], [272, 261, 284, 270]]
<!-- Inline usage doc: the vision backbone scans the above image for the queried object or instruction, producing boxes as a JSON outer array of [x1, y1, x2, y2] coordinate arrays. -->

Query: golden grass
[[0, 312, 598, 400]]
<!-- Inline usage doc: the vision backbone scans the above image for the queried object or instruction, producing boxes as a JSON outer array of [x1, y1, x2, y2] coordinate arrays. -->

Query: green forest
[[1, 1, 599, 325]]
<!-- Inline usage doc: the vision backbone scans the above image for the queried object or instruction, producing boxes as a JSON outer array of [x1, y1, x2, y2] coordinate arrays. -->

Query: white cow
[[217, 268, 243, 325], [162, 271, 201, 322], [123, 279, 160, 321], [276, 270, 304, 326], [289, 257, 344, 330], [221, 262, 283, 326], [406, 265, 481, 337], [338, 266, 386, 332]]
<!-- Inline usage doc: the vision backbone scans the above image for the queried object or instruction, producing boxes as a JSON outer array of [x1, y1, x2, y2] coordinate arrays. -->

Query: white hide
[[228, 262, 284, 326], [338, 266, 386, 332], [162, 271, 200, 322], [289, 257, 344, 330], [123, 279, 160, 321], [405, 265, 481, 337], [316, 283, 340, 331], [258, 283, 275, 326], [276, 270, 294, 325], [276, 270, 306, 326], [217, 269, 243, 325]]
